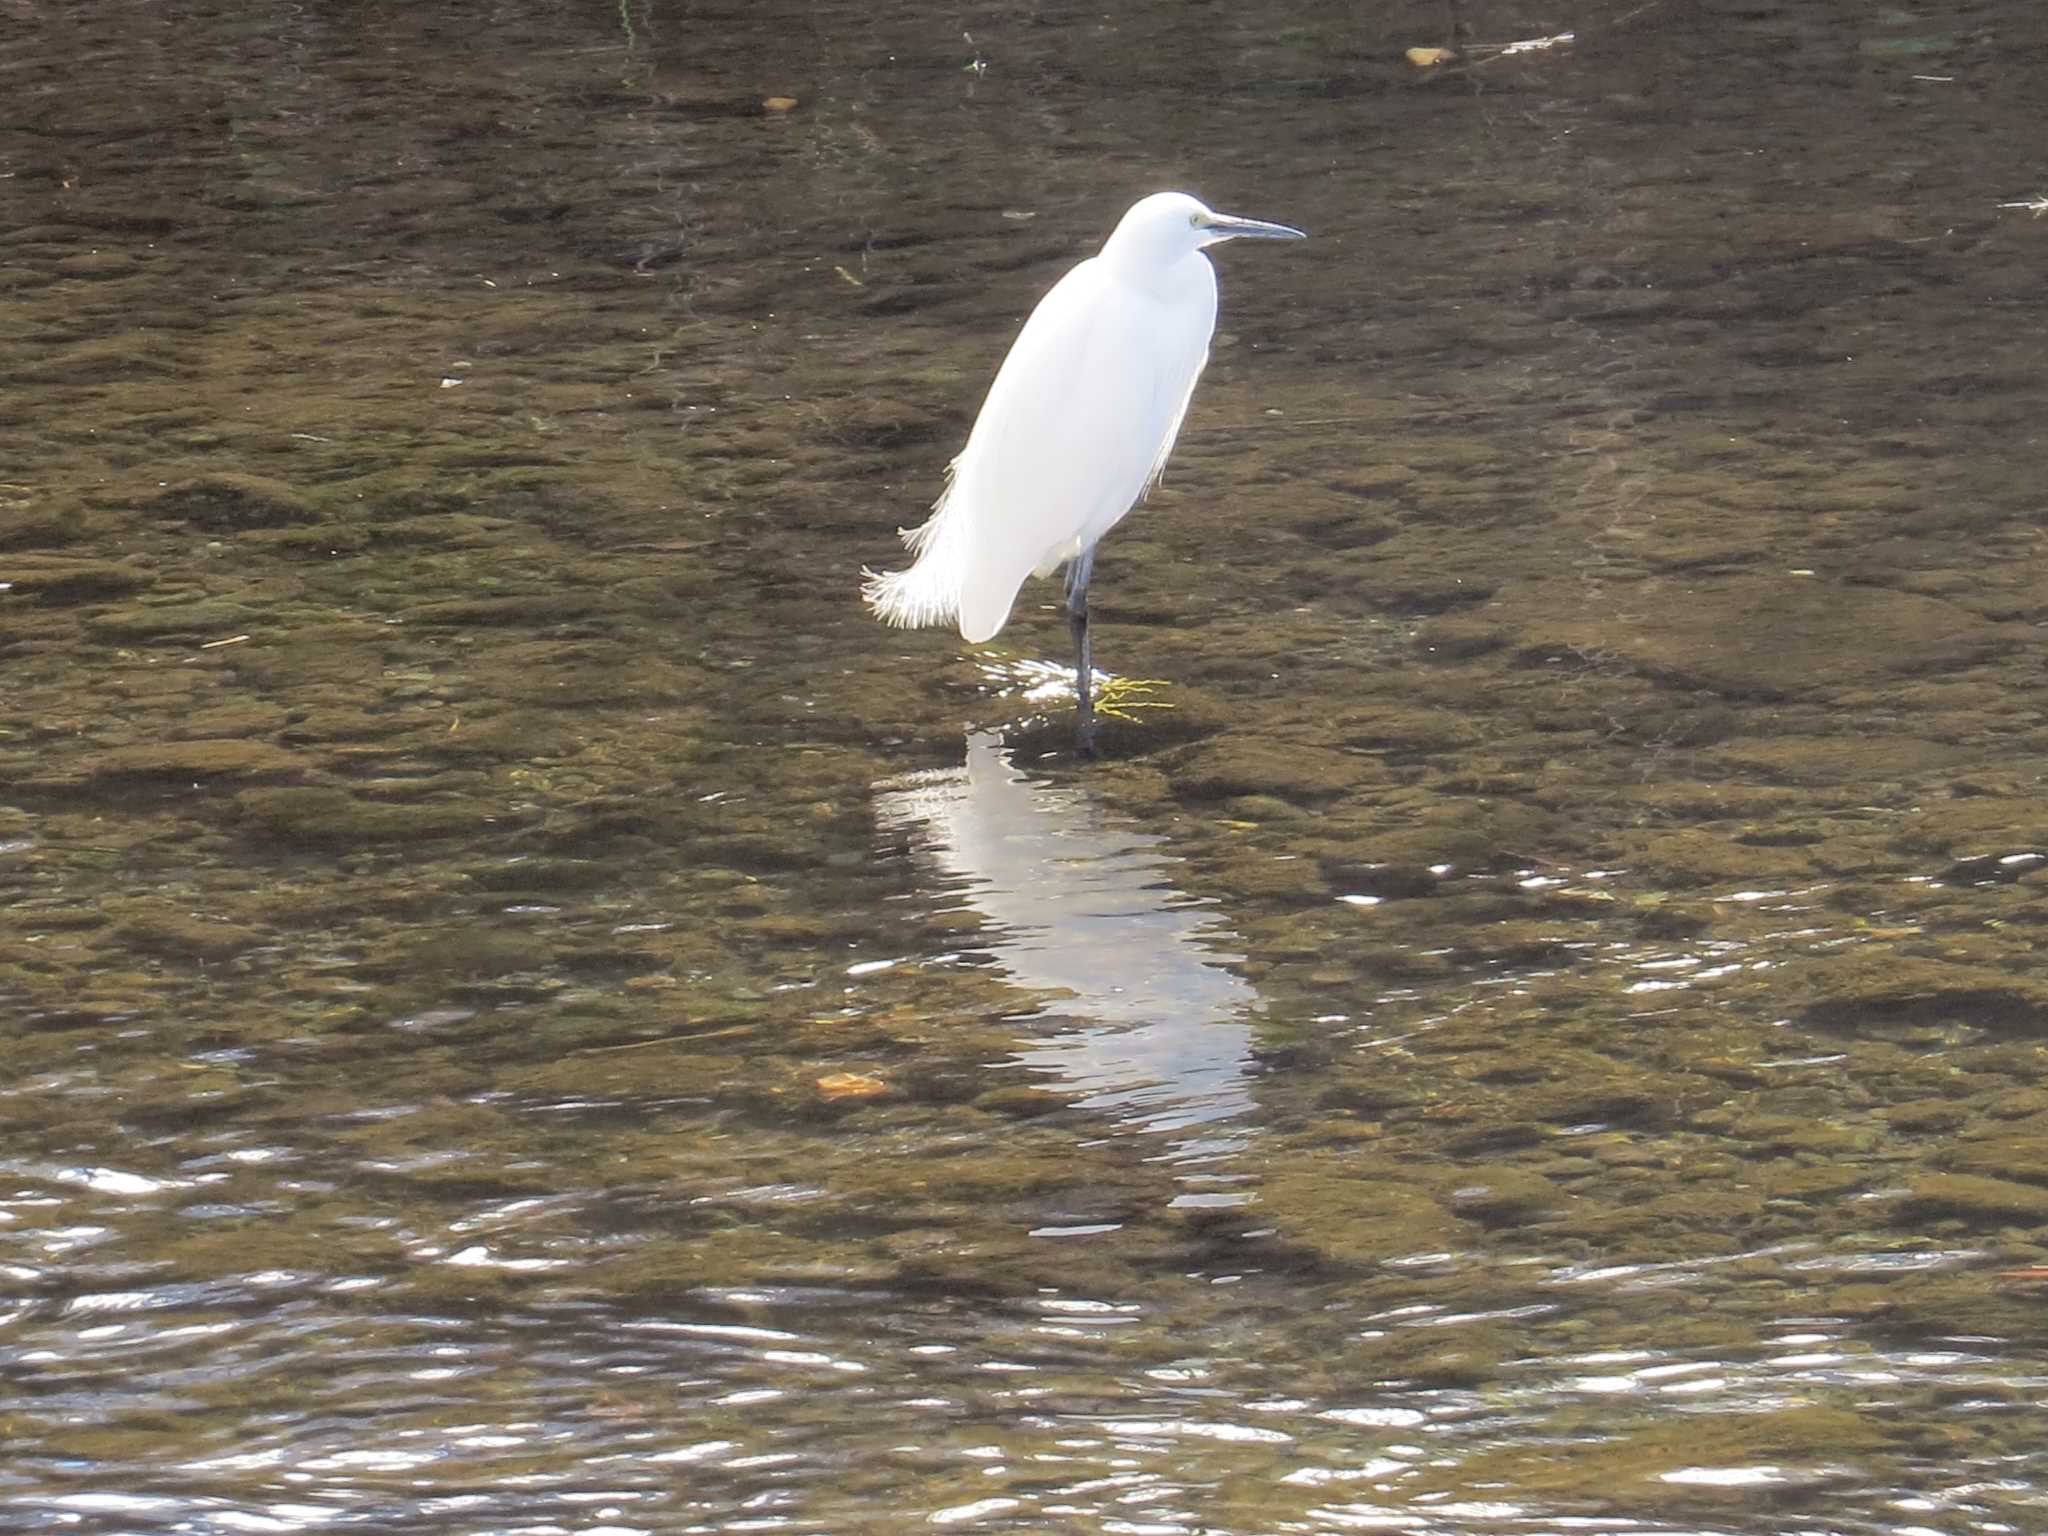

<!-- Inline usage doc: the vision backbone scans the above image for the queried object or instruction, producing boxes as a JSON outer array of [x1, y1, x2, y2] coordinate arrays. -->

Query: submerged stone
[[1940, 1137, 2048, 1187], [1511, 576, 2009, 700], [4, 558, 157, 603], [1319, 859, 1440, 899], [88, 599, 260, 641], [114, 907, 260, 960], [54, 739, 305, 784], [235, 786, 495, 846], [1896, 1174, 2048, 1225], [1166, 738, 1379, 803], [1413, 616, 1509, 660], [1356, 1322, 1512, 1388], [1443, 1166, 1562, 1225], [1797, 954, 2048, 1035], [149, 473, 318, 530]]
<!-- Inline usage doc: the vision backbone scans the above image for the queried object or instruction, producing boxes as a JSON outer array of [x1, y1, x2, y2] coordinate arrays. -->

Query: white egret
[[861, 191, 1305, 755]]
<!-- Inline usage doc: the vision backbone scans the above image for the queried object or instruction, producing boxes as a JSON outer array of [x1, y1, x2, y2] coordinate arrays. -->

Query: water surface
[[4, 1, 2048, 1531]]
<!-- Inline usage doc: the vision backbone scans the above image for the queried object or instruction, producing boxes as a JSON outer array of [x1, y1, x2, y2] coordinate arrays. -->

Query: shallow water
[[4, 0, 2048, 1531]]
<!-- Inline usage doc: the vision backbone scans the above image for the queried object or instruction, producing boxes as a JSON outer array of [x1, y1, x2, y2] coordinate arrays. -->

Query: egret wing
[[949, 260, 1214, 643]]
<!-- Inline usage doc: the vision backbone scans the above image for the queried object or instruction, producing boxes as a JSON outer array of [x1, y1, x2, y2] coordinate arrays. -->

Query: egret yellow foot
[[1094, 675, 1174, 724]]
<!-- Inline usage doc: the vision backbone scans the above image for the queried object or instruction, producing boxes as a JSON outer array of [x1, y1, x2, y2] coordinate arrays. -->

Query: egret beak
[[1197, 211, 1307, 242]]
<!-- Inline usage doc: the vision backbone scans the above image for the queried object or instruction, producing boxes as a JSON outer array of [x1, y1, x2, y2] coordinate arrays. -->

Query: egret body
[[862, 191, 1304, 754]]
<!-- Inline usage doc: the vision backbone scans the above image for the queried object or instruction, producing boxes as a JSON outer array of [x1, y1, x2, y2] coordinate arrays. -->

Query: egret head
[[1103, 191, 1306, 271]]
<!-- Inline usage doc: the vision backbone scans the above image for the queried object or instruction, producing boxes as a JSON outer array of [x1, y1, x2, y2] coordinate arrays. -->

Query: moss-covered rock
[[1414, 616, 1510, 660], [1937, 1137, 2048, 1187], [1166, 738, 1381, 803], [114, 907, 261, 960], [236, 786, 496, 846], [149, 473, 319, 530], [1442, 1165, 1563, 1225], [1504, 574, 2009, 700], [87, 599, 260, 641], [1896, 1173, 2048, 1225], [56, 739, 305, 784], [1796, 954, 2048, 1035], [4, 558, 157, 603]]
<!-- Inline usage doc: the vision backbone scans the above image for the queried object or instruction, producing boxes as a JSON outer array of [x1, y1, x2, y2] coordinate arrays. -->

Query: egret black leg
[[1066, 547, 1098, 758]]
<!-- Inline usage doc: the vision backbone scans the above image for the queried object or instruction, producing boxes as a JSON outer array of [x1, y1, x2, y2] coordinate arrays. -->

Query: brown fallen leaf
[[817, 1071, 887, 1100], [1405, 46, 1457, 67], [763, 96, 799, 112]]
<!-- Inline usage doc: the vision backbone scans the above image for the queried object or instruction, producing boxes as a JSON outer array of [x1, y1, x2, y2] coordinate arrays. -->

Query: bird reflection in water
[[874, 731, 1259, 1154]]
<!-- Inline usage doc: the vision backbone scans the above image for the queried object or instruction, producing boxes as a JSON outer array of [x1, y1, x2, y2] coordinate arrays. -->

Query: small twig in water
[[582, 1025, 749, 1054]]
